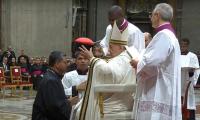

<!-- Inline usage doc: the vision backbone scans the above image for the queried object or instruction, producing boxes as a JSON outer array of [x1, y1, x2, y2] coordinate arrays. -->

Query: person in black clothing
[[32, 51, 78, 120], [18, 55, 30, 76], [9, 57, 17, 67], [0, 56, 10, 76], [0, 48, 3, 62], [31, 57, 44, 90], [2, 46, 16, 65], [41, 56, 49, 73]]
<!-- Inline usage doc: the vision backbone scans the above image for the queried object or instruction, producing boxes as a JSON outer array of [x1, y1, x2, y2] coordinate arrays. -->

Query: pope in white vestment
[[100, 19, 145, 55], [181, 52, 200, 110], [75, 21, 137, 120]]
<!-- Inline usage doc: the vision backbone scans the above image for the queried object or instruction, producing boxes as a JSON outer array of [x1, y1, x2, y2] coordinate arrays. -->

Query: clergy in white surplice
[[62, 51, 89, 98], [180, 38, 200, 119], [74, 20, 138, 120], [100, 5, 144, 55], [130, 3, 182, 120]]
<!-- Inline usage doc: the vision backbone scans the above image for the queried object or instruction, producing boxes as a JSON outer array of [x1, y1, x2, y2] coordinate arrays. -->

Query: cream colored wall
[[1, 0, 72, 57], [182, 0, 200, 52]]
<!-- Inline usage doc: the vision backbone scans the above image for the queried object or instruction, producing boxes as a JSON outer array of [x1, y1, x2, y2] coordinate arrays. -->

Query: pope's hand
[[79, 45, 94, 60]]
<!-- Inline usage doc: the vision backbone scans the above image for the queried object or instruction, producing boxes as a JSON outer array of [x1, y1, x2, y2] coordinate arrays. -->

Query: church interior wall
[[181, 0, 200, 53], [1, 0, 72, 57]]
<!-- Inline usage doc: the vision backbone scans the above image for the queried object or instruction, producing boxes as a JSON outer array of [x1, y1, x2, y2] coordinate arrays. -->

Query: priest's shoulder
[[188, 52, 198, 57], [127, 22, 142, 33], [42, 70, 61, 81], [154, 30, 171, 38]]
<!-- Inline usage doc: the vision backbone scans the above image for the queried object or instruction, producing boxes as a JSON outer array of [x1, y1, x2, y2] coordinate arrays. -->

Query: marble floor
[[195, 88, 200, 120], [1, 89, 200, 120], [0, 90, 36, 120]]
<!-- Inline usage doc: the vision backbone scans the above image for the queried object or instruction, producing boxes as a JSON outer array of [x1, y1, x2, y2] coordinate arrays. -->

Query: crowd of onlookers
[[0, 46, 49, 90]]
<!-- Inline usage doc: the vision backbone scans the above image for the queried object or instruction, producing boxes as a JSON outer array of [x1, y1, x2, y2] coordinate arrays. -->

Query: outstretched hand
[[79, 45, 94, 60]]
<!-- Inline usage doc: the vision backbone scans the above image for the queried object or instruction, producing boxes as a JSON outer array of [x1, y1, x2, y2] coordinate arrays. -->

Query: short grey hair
[[153, 3, 173, 22]]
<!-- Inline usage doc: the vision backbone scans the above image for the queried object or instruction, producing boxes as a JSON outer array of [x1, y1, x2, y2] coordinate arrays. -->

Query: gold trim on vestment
[[79, 57, 100, 120], [109, 39, 127, 45]]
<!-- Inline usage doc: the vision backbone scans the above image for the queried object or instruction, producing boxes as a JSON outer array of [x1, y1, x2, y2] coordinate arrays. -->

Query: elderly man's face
[[3, 57, 8, 64], [150, 11, 159, 28], [108, 43, 124, 57]]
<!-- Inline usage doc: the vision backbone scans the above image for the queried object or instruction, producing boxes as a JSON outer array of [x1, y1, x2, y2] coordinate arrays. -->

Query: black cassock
[[32, 69, 72, 120]]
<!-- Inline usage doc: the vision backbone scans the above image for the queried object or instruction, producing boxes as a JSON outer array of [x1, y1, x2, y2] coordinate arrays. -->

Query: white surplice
[[133, 29, 182, 120], [100, 22, 145, 55], [62, 70, 87, 96], [75, 48, 137, 120], [181, 52, 200, 110]]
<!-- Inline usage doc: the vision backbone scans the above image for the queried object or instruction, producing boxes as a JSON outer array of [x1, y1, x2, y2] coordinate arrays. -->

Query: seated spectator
[[0, 48, 3, 62], [18, 49, 29, 64], [2, 45, 16, 66], [29, 57, 34, 66], [9, 57, 17, 67], [0, 56, 10, 76], [18, 55, 30, 76], [41, 56, 49, 73], [31, 57, 43, 77], [31, 57, 44, 90], [62, 51, 89, 98]]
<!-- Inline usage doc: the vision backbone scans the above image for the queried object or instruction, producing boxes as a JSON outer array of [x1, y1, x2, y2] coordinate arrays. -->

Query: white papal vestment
[[74, 47, 137, 120]]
